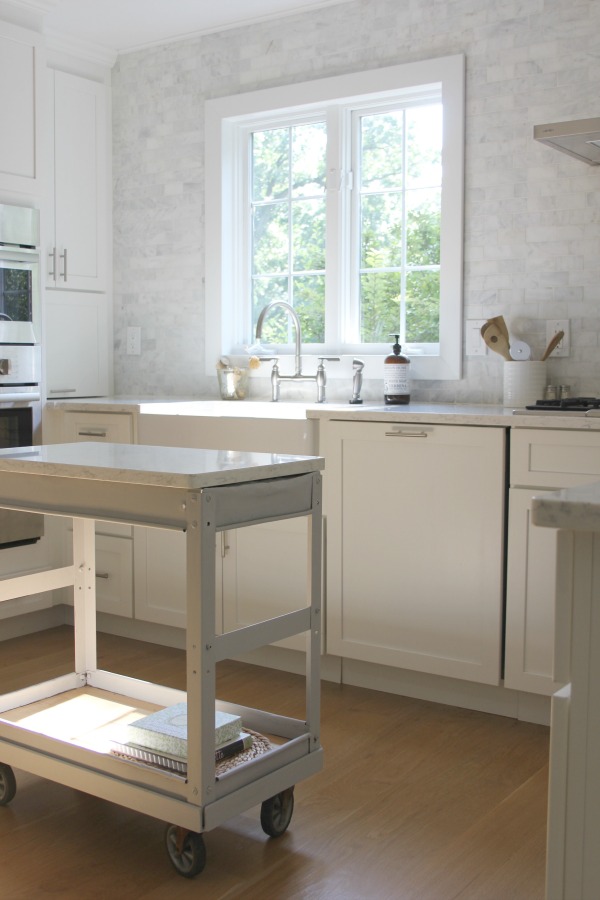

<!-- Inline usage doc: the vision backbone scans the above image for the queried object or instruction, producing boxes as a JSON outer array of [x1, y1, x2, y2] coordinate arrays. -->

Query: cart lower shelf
[[0, 683, 322, 877]]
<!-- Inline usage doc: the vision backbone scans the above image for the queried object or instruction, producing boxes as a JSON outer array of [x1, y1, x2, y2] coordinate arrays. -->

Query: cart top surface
[[0, 442, 324, 489]]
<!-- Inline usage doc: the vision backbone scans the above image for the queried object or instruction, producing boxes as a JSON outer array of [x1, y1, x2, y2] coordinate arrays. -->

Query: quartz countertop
[[45, 396, 600, 430], [532, 482, 600, 533], [0, 442, 323, 489]]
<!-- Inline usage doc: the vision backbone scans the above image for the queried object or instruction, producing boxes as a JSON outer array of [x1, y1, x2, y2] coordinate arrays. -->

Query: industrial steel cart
[[0, 442, 323, 877]]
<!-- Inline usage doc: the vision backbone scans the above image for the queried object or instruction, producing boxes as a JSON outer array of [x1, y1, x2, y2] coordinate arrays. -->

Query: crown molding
[[44, 26, 116, 67]]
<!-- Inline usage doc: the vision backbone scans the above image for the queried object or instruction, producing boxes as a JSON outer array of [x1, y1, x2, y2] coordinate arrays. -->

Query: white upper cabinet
[[47, 70, 108, 291], [0, 22, 44, 195]]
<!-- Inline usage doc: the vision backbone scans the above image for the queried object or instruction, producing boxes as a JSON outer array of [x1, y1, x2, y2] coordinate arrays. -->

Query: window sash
[[205, 54, 464, 380]]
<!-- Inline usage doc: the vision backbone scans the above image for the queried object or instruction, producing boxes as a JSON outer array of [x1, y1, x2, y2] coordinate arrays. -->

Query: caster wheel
[[260, 786, 294, 837], [165, 825, 206, 878], [0, 764, 16, 806]]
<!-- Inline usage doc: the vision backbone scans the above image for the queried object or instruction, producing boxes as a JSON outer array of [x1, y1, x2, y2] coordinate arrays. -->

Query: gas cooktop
[[513, 398, 600, 416]]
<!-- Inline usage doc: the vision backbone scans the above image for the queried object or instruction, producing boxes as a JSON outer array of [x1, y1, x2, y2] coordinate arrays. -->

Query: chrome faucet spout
[[255, 300, 302, 376]]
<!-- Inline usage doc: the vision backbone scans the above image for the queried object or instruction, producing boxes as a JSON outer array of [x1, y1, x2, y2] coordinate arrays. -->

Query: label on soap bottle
[[384, 365, 410, 396]]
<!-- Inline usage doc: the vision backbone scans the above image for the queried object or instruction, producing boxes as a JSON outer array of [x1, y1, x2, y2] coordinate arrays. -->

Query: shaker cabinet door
[[47, 70, 108, 292], [0, 23, 43, 194], [45, 292, 109, 399], [323, 421, 506, 684]]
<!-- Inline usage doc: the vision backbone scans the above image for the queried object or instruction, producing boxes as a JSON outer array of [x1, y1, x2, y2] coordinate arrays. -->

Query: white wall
[[111, 0, 600, 403]]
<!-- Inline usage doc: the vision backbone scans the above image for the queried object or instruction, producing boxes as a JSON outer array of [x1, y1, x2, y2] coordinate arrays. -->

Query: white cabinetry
[[505, 428, 600, 695], [44, 69, 110, 400], [56, 410, 134, 617], [321, 420, 506, 684], [62, 410, 134, 445], [47, 70, 108, 292], [0, 22, 43, 195], [45, 291, 109, 398]]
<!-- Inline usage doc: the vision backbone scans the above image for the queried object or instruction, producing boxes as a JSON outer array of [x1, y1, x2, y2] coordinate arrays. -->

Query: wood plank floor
[[0, 627, 549, 899]]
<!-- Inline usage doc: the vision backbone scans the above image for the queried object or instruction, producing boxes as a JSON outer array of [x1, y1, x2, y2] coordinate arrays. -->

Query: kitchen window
[[205, 54, 464, 380]]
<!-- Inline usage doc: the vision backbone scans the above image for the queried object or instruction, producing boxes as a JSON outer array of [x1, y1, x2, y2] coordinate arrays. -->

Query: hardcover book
[[125, 703, 242, 758], [111, 731, 254, 775]]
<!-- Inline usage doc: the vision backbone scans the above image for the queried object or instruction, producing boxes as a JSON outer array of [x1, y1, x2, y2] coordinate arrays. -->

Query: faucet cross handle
[[316, 357, 340, 403]]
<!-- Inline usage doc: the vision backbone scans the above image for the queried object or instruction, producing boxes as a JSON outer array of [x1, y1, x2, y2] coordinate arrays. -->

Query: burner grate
[[525, 397, 600, 411]]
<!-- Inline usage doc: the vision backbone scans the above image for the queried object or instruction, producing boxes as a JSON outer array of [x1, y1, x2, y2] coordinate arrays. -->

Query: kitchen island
[[0, 442, 324, 876], [532, 483, 600, 900]]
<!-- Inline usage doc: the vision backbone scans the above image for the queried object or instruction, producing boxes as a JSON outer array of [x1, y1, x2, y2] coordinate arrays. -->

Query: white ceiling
[[43, 0, 353, 56]]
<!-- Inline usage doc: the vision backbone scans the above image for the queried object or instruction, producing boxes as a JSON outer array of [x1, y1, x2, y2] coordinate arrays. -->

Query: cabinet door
[[504, 487, 571, 695], [48, 71, 107, 291], [45, 292, 109, 399], [323, 421, 505, 684], [134, 527, 222, 631], [221, 519, 312, 652], [0, 23, 43, 194]]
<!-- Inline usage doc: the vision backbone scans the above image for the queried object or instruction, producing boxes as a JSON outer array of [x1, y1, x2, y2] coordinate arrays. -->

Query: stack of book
[[110, 703, 253, 775]]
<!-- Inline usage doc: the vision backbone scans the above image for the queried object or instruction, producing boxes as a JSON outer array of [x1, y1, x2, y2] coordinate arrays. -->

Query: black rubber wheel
[[260, 787, 295, 837], [165, 825, 206, 878], [0, 764, 16, 806]]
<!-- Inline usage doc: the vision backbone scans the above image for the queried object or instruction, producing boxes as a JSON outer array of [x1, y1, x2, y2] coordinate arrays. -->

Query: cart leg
[[260, 786, 295, 837], [0, 763, 16, 806], [164, 825, 206, 878]]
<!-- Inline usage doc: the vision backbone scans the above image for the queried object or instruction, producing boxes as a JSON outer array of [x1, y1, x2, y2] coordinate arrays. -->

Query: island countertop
[[532, 481, 600, 533], [0, 442, 323, 489]]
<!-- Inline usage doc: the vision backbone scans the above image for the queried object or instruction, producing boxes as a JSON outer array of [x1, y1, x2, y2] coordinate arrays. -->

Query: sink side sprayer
[[255, 300, 339, 402]]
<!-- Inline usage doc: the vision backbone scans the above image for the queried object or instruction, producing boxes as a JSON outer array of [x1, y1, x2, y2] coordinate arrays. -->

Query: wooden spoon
[[481, 321, 512, 361], [541, 330, 565, 361], [488, 315, 510, 345]]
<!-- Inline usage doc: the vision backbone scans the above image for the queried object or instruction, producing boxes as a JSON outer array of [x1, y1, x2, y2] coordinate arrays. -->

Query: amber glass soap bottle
[[383, 334, 410, 405]]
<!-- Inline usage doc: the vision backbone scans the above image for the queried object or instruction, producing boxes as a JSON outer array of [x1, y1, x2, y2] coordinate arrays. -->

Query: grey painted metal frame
[[0, 453, 323, 838]]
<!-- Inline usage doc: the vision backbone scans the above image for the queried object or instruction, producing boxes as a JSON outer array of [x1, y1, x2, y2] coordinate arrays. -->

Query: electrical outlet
[[545, 319, 570, 357], [127, 326, 141, 356], [466, 319, 488, 356]]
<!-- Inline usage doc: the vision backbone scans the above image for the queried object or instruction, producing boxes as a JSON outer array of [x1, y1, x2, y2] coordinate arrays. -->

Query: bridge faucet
[[256, 300, 302, 376], [255, 300, 339, 401]]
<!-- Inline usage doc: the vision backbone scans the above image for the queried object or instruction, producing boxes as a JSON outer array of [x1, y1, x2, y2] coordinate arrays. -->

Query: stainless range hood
[[534, 118, 600, 165]]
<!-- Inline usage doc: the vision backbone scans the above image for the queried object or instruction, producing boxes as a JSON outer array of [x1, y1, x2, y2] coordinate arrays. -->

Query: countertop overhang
[[46, 397, 600, 430]]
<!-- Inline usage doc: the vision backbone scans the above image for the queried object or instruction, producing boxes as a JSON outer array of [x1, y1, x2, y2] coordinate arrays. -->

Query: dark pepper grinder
[[383, 334, 410, 405]]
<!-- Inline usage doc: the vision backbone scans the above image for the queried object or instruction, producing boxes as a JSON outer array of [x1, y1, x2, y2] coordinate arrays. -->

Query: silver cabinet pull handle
[[49, 248, 57, 279], [77, 429, 108, 437], [49, 388, 77, 394], [95, 572, 109, 579], [60, 248, 68, 281], [385, 430, 429, 438]]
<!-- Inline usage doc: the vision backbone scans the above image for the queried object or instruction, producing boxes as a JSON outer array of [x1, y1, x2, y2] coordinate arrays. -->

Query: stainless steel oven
[[0, 204, 43, 546]]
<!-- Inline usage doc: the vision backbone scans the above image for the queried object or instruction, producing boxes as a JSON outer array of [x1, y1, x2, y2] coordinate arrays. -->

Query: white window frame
[[205, 54, 464, 381]]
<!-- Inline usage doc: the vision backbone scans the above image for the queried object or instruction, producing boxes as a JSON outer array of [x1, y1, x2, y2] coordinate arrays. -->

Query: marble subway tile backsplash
[[111, 0, 600, 403]]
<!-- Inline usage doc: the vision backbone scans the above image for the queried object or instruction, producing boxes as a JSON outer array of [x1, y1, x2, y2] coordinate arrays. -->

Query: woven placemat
[[216, 729, 273, 776]]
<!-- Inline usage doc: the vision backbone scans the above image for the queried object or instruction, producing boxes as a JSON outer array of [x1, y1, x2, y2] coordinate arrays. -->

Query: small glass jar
[[545, 385, 558, 401], [558, 384, 571, 400]]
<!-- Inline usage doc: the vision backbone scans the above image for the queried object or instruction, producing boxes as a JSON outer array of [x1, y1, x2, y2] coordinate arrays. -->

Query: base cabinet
[[322, 420, 506, 684], [133, 521, 309, 652], [504, 428, 600, 695]]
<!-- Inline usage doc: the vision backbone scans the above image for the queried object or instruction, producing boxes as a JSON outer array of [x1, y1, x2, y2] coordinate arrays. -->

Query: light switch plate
[[466, 319, 488, 356], [545, 319, 570, 357], [127, 326, 141, 356]]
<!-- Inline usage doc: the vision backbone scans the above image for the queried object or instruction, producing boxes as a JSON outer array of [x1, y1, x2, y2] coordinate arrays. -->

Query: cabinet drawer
[[62, 411, 134, 444], [511, 428, 600, 488]]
